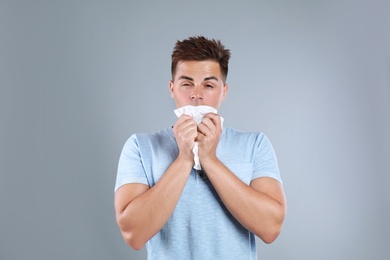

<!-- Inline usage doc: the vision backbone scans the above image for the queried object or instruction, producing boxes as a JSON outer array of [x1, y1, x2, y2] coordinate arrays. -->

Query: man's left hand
[[197, 113, 222, 163]]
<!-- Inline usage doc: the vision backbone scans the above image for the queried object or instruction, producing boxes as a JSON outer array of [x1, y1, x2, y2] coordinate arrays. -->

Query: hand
[[172, 115, 198, 162], [196, 113, 222, 163]]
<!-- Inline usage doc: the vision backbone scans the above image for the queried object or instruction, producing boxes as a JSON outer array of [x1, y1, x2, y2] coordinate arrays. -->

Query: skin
[[115, 60, 286, 250]]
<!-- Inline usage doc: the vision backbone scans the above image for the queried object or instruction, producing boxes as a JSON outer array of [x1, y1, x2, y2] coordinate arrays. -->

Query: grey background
[[1, 0, 389, 259]]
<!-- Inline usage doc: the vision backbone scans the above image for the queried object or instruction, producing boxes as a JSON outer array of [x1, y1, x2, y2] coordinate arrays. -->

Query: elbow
[[122, 231, 146, 250], [255, 221, 284, 244], [116, 215, 146, 250], [260, 227, 281, 244], [260, 204, 286, 244]]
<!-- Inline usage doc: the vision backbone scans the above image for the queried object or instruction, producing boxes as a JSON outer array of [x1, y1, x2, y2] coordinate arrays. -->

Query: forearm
[[117, 157, 193, 249], [201, 157, 286, 243]]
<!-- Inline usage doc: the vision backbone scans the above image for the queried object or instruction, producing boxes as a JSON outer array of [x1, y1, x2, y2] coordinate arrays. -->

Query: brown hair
[[171, 36, 231, 83]]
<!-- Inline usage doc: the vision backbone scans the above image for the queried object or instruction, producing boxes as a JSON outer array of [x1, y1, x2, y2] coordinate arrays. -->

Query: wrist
[[199, 154, 219, 166], [176, 153, 195, 166]]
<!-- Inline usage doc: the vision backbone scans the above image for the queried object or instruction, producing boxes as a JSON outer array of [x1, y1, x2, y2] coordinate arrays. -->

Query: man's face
[[169, 60, 228, 109]]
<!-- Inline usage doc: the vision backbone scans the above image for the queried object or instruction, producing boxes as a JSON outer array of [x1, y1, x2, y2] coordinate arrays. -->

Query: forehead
[[174, 60, 221, 80]]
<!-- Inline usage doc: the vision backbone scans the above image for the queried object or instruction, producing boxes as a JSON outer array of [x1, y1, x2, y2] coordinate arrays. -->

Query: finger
[[174, 116, 198, 139], [174, 115, 195, 131], [195, 131, 205, 142], [200, 115, 221, 133], [175, 114, 194, 126], [203, 113, 221, 126], [197, 119, 213, 135]]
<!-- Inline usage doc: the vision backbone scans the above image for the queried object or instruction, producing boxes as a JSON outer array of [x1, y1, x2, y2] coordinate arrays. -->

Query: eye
[[183, 80, 193, 85], [205, 84, 214, 88]]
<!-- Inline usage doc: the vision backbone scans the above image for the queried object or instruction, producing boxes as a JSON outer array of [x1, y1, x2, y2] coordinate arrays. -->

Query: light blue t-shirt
[[115, 127, 282, 260]]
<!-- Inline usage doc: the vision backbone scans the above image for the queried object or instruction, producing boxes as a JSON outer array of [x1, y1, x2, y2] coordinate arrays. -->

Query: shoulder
[[222, 127, 268, 143], [125, 128, 173, 145], [122, 128, 175, 153], [221, 127, 276, 154]]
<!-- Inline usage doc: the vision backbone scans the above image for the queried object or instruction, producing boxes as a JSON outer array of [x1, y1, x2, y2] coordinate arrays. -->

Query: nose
[[190, 88, 203, 101]]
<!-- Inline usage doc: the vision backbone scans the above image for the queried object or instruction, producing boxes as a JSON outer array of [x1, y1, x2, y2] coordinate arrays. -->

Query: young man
[[114, 36, 286, 259]]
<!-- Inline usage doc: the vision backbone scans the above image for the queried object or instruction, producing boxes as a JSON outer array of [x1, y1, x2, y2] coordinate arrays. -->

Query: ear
[[222, 83, 229, 101], [169, 80, 174, 98]]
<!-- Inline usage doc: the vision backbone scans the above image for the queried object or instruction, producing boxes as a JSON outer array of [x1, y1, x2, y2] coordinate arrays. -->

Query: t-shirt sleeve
[[252, 133, 283, 185], [114, 134, 149, 192]]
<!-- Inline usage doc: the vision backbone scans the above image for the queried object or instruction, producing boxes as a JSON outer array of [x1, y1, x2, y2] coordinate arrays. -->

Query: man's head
[[171, 36, 231, 84], [169, 36, 231, 110]]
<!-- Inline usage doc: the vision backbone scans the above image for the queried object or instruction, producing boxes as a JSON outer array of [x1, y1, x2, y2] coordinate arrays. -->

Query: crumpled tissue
[[174, 105, 224, 170]]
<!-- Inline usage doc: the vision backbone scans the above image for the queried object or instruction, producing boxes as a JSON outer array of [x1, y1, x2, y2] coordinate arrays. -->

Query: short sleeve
[[252, 133, 283, 185], [114, 134, 149, 192]]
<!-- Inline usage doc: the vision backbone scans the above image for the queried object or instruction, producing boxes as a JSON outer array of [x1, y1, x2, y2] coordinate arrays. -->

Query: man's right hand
[[172, 114, 197, 162]]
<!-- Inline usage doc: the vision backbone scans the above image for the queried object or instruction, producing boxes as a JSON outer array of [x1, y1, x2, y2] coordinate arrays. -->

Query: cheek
[[178, 90, 190, 99], [173, 90, 191, 103], [209, 91, 224, 100], [204, 93, 222, 106]]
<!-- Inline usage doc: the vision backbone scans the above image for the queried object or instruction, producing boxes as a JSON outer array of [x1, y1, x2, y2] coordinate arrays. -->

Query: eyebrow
[[177, 76, 219, 82], [178, 76, 194, 81], [204, 76, 219, 82]]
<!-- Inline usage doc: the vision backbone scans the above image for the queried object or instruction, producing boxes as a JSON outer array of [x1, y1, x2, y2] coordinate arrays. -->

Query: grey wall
[[1, 1, 389, 259]]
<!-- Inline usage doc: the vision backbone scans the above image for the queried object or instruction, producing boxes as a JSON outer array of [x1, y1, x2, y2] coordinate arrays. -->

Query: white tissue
[[174, 105, 224, 170]]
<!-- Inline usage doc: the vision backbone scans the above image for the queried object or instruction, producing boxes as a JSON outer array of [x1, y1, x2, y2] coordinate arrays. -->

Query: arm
[[114, 115, 197, 250], [197, 114, 286, 243], [200, 160, 286, 243], [115, 158, 193, 250]]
